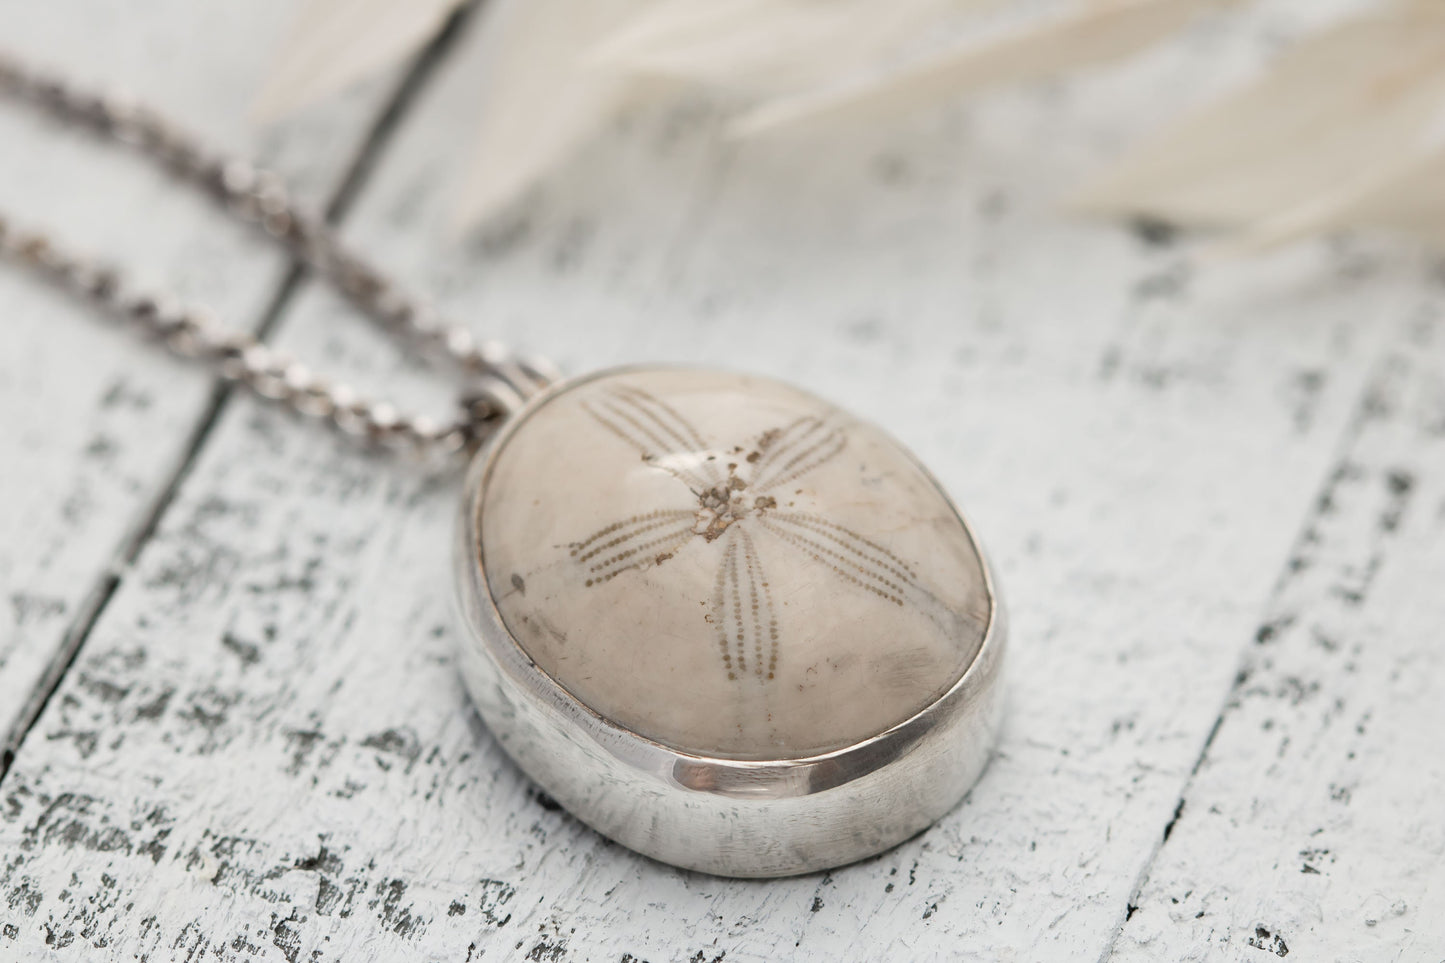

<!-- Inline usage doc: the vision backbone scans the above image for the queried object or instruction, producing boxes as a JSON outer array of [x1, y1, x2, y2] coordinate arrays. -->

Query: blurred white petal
[[252, 0, 463, 123], [1074, 3, 1445, 225], [454, 0, 656, 232], [733, 0, 1225, 137]]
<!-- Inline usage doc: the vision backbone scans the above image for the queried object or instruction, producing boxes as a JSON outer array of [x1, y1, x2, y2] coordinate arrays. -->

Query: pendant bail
[[457, 357, 559, 448]]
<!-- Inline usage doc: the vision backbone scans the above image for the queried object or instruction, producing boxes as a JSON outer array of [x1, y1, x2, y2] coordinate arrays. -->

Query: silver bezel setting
[[452, 366, 1007, 878]]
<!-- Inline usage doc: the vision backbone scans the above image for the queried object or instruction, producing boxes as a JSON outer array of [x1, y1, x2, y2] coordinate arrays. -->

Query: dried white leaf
[[1352, 153, 1445, 245], [1211, 159, 1424, 255], [733, 0, 1226, 137], [453, 0, 657, 232], [1074, 2, 1445, 226], [1217, 134, 1445, 254], [251, 0, 1445, 248], [590, 0, 781, 70], [593, 0, 978, 94], [251, 0, 464, 123]]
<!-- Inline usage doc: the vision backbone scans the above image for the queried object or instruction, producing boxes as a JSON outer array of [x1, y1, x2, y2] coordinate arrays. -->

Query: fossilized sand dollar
[[480, 367, 992, 760]]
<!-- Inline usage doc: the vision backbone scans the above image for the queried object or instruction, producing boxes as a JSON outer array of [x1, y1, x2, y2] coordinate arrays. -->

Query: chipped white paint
[[1112, 318, 1445, 963], [1, 0, 1442, 961], [0, 0, 395, 746], [481, 366, 990, 758]]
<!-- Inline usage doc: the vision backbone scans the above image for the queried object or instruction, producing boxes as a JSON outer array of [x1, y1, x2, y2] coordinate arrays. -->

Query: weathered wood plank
[[1112, 313, 1445, 961], [0, 0, 396, 747], [1, 1, 1435, 960]]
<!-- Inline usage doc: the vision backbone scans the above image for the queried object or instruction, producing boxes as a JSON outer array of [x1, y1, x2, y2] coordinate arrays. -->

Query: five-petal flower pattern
[[570, 385, 924, 683]]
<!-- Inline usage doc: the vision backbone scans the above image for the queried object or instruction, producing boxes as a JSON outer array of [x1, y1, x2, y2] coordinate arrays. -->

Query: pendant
[[453, 366, 1005, 877]]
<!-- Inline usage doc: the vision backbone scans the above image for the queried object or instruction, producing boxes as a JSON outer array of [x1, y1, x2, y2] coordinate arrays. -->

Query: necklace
[[0, 52, 1005, 878]]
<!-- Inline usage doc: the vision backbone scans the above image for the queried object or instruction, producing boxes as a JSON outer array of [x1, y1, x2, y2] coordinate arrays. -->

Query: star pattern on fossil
[[569, 385, 922, 683]]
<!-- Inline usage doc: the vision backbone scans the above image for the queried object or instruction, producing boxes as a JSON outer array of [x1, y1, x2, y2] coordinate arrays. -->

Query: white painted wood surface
[[1, 1, 1441, 961], [0, 0, 396, 750]]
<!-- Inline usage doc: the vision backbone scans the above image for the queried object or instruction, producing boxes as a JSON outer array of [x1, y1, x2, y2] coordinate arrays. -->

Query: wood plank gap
[[1092, 341, 1402, 963], [306, 3, 479, 250], [0, 2, 478, 786]]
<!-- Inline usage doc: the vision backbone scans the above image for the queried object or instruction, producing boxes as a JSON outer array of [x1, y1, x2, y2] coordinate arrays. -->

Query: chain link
[[0, 50, 559, 459]]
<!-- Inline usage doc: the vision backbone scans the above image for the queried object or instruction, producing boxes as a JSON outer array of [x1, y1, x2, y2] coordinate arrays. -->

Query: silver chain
[[0, 51, 559, 460]]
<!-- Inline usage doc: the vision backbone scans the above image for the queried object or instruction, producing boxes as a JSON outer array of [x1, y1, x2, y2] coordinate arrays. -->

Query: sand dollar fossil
[[477, 367, 993, 760]]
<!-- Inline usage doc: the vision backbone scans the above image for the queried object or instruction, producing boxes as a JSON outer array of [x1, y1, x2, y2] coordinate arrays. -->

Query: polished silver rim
[[453, 366, 1007, 877]]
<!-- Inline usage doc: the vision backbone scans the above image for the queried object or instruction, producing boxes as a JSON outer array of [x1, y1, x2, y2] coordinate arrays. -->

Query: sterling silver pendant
[[0, 56, 1003, 880], [453, 366, 1005, 878]]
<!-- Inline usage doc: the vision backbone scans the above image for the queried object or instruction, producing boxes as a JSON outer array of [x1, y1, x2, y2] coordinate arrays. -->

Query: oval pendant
[[453, 366, 1005, 877]]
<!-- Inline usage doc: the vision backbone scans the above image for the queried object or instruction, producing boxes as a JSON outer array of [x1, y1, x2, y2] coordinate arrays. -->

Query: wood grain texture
[[0, 0, 396, 749], [1113, 313, 1445, 962], [2, 0, 1441, 960]]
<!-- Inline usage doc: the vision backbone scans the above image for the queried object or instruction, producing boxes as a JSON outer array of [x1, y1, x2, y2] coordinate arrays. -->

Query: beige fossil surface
[[480, 367, 992, 759]]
